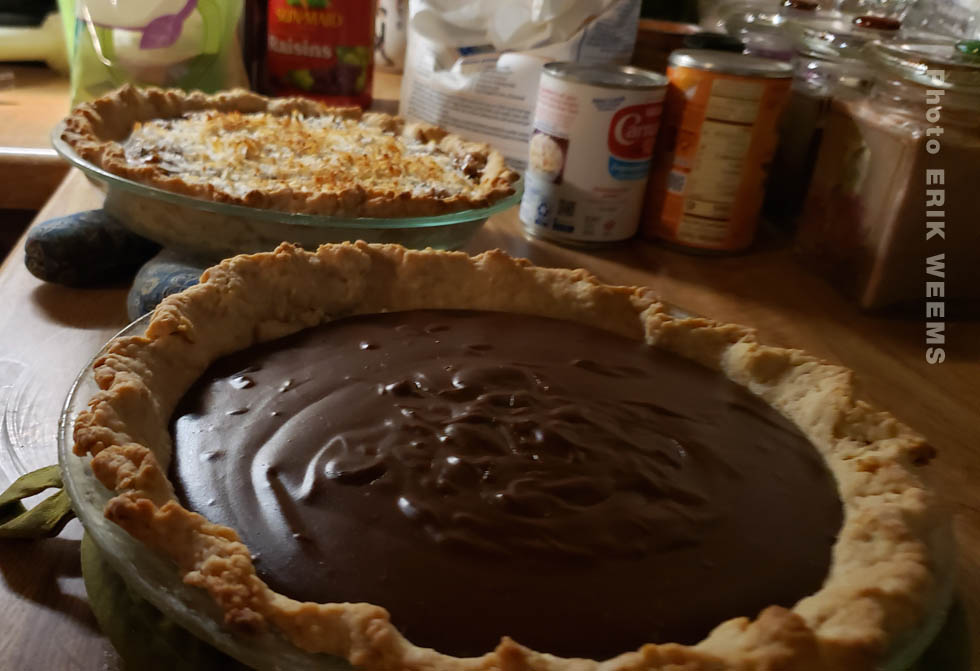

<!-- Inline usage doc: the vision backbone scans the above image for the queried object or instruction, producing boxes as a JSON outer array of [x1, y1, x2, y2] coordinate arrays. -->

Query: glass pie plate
[[51, 124, 523, 262], [58, 315, 955, 671]]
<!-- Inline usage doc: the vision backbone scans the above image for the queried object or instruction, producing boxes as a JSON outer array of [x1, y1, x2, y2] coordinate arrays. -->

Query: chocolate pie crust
[[73, 242, 951, 671], [60, 86, 519, 218]]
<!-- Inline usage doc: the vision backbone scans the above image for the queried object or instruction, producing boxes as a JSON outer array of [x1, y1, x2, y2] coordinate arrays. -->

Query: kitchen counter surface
[[0, 64, 71, 210]]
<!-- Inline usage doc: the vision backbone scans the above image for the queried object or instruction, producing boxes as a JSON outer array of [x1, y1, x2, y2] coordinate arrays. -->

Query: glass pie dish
[[59, 314, 346, 671], [51, 125, 523, 262], [58, 315, 955, 671]]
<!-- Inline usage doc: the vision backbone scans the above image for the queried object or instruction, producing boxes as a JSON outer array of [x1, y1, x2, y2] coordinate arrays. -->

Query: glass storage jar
[[721, 3, 811, 61], [764, 18, 878, 223], [796, 40, 980, 311]]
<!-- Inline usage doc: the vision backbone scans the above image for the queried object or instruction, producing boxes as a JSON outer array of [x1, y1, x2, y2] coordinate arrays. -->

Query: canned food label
[[608, 107, 659, 179], [520, 74, 666, 243], [644, 65, 791, 251], [265, 0, 374, 107]]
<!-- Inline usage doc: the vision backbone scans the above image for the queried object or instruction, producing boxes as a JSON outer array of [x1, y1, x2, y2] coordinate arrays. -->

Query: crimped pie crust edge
[[72, 242, 950, 671], [59, 85, 519, 218]]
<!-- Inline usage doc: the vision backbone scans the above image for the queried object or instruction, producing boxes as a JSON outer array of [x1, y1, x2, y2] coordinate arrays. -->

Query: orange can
[[643, 50, 792, 252]]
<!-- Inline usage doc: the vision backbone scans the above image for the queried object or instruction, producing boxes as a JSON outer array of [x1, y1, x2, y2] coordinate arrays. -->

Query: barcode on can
[[558, 199, 577, 217], [667, 171, 687, 194]]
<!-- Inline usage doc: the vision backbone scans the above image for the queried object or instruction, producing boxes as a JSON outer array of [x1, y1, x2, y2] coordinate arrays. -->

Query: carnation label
[[520, 63, 667, 245]]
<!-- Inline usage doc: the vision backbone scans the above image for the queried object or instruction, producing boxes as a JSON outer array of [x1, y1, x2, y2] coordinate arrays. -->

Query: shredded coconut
[[122, 111, 479, 200]]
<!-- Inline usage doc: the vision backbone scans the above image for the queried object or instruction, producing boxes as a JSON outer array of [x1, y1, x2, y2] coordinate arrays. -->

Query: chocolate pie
[[60, 86, 518, 218], [73, 243, 949, 670]]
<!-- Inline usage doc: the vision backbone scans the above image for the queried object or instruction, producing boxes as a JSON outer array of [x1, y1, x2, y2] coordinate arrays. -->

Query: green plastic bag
[[56, 0, 248, 107]]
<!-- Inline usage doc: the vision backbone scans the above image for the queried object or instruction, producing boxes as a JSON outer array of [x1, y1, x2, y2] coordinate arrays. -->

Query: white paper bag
[[399, 0, 641, 169]]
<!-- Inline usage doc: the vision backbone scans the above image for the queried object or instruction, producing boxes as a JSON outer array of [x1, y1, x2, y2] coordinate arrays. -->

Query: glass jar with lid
[[720, 2, 821, 61], [796, 40, 980, 311]]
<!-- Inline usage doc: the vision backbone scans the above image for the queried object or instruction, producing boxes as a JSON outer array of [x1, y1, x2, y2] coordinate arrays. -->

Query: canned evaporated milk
[[520, 63, 668, 245], [643, 50, 792, 252]]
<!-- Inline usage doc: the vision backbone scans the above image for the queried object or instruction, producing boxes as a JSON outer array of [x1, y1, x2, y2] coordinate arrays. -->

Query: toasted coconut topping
[[124, 110, 483, 201]]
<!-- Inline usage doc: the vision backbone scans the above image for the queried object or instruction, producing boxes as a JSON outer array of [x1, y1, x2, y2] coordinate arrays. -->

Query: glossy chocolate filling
[[171, 310, 842, 659]]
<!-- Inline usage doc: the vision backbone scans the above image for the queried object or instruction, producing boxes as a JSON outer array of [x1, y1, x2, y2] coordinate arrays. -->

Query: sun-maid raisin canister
[[642, 50, 792, 253], [245, 0, 374, 107], [520, 63, 668, 246]]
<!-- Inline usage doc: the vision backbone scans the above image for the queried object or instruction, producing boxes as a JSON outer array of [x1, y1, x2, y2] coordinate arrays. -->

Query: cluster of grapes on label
[[283, 46, 371, 96]]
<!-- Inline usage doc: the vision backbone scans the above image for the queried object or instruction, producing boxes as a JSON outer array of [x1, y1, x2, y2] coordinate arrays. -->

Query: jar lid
[[721, 6, 800, 61], [722, 5, 787, 38], [789, 16, 897, 60], [868, 40, 980, 93], [720, 0, 825, 36], [780, 0, 820, 11]]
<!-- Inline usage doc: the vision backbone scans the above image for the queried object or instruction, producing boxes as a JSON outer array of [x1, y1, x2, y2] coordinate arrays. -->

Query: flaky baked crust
[[73, 243, 951, 671], [60, 86, 519, 218]]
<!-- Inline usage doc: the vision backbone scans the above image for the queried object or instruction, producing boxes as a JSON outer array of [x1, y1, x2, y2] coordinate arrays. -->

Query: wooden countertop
[[0, 74, 976, 670], [0, 64, 71, 210]]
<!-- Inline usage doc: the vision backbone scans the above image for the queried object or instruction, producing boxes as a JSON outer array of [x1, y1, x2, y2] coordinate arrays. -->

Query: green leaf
[[0, 500, 27, 526], [0, 489, 74, 539], [0, 465, 62, 507], [81, 534, 247, 671], [0, 465, 74, 539]]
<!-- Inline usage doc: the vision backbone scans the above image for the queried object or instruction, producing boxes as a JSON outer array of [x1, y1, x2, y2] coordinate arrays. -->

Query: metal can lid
[[668, 49, 794, 77], [542, 63, 668, 90], [683, 31, 745, 53]]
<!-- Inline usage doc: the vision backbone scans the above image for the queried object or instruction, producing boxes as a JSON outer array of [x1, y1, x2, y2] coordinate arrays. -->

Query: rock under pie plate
[[73, 243, 951, 671]]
